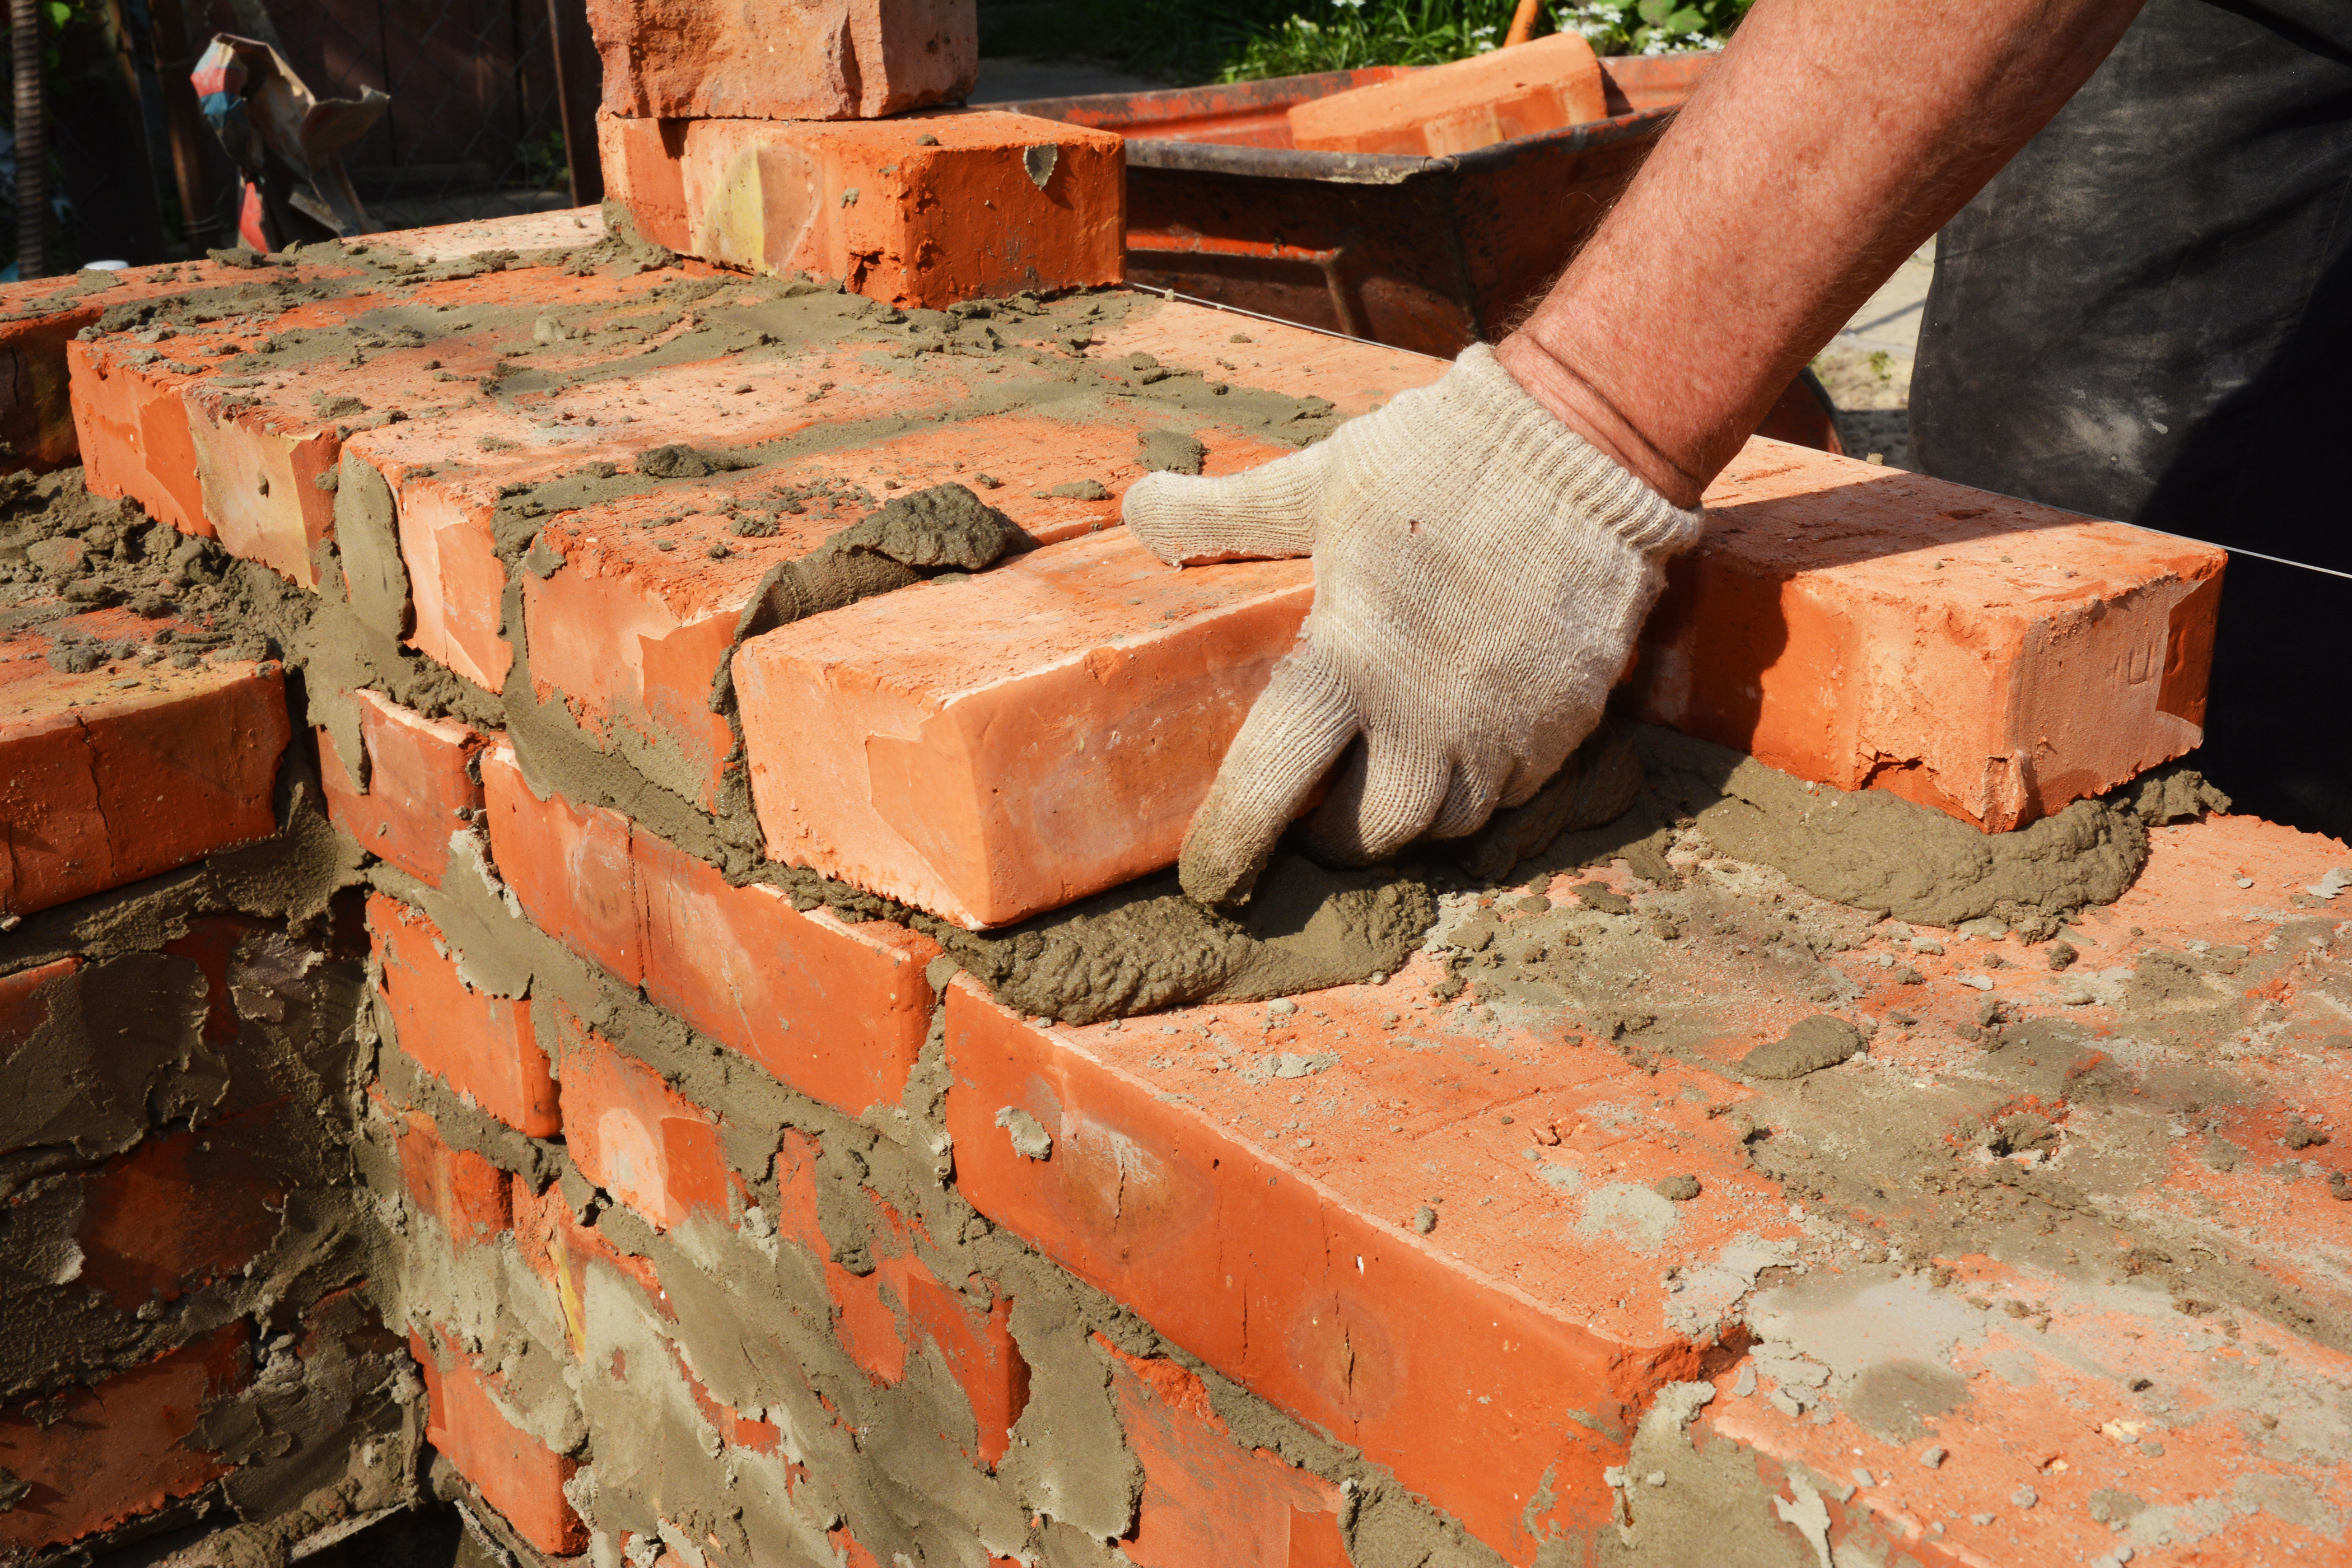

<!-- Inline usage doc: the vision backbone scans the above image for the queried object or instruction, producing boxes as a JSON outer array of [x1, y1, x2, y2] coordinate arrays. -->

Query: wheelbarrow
[[1004, 54, 1842, 452]]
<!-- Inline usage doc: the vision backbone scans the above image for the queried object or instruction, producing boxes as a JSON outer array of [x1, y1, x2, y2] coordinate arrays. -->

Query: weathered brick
[[481, 744, 939, 1116], [599, 111, 1125, 307], [732, 528, 1312, 928], [75, 1106, 289, 1310], [383, 1090, 515, 1247], [553, 1001, 734, 1232], [1290, 32, 1607, 156], [0, 1326, 246, 1553], [316, 689, 488, 888], [586, 0, 976, 120], [367, 892, 558, 1137], [1634, 440, 2229, 830], [1, 605, 288, 918], [1099, 1338, 1350, 1568], [410, 1327, 587, 1556], [772, 1128, 1030, 1469]]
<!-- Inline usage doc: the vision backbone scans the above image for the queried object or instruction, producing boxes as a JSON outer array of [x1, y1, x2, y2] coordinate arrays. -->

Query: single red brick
[[1091, 297, 1448, 419], [586, 0, 974, 119], [388, 1095, 516, 1246], [635, 829, 939, 1119], [410, 1327, 587, 1556], [732, 528, 1313, 928], [1, 615, 288, 917], [180, 379, 340, 589], [0, 1326, 246, 1554], [598, 110, 1126, 309], [903, 1271, 1029, 1471], [478, 745, 642, 984], [1, 310, 97, 472], [513, 410, 1205, 810], [75, 1105, 288, 1310], [944, 979, 1644, 1564], [68, 340, 211, 537], [552, 1001, 734, 1233], [316, 690, 488, 888], [1635, 441, 2229, 830], [1291, 34, 1606, 156], [481, 744, 939, 1117], [1099, 1337, 1349, 1568], [367, 892, 559, 1137], [391, 474, 513, 693]]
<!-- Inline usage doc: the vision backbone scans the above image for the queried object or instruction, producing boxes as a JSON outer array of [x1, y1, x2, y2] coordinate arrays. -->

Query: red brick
[[410, 1327, 587, 1556], [553, 1001, 734, 1232], [732, 528, 1313, 928], [384, 1091, 516, 1247], [1290, 34, 1606, 156], [586, 0, 974, 119], [1, 606, 289, 918], [1091, 302, 1448, 419], [599, 110, 1126, 308], [0, 1326, 246, 1553], [75, 1105, 288, 1310], [1100, 1338, 1350, 1568], [1635, 441, 2229, 830], [482, 744, 939, 1116], [367, 892, 558, 1137], [316, 690, 488, 888]]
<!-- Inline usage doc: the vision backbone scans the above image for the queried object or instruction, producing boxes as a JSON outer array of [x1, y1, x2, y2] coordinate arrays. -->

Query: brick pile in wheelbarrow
[[5, 124, 2345, 1568]]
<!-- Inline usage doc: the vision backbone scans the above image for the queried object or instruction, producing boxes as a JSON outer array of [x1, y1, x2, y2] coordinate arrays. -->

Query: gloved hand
[[1123, 343, 1702, 906]]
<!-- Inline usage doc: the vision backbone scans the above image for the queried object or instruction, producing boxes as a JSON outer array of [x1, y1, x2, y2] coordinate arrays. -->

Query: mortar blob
[[946, 855, 1435, 1025]]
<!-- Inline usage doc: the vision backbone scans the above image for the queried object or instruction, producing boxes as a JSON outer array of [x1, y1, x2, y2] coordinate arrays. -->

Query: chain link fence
[[6, 0, 599, 276]]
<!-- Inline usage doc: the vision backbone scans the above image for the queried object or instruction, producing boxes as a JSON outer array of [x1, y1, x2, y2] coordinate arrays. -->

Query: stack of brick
[[585, 0, 1126, 308], [11, 155, 2349, 1567]]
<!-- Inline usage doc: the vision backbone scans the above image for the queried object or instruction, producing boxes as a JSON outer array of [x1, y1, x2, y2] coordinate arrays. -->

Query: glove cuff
[[1450, 344, 1705, 556]]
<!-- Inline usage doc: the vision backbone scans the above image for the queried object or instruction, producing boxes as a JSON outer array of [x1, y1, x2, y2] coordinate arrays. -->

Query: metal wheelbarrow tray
[[1003, 55, 1714, 357], [1008, 55, 1841, 451]]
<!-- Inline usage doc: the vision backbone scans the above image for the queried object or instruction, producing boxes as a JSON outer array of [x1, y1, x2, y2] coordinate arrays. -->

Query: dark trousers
[[1911, 0, 2352, 841]]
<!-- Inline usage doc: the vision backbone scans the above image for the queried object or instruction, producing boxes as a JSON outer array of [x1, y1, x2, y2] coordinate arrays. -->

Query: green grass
[[974, 0, 1750, 86]]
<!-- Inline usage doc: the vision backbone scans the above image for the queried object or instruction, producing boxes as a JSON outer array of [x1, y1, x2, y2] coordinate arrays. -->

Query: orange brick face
[[481, 744, 939, 1116], [553, 1001, 734, 1233], [367, 893, 559, 1137], [1290, 33, 1607, 156], [410, 1328, 587, 1556], [1, 611, 288, 918], [1636, 441, 2229, 830], [732, 529, 1313, 928], [944, 979, 1645, 1564], [599, 111, 1126, 309], [1100, 1338, 1349, 1568], [586, 0, 976, 120], [316, 690, 488, 888]]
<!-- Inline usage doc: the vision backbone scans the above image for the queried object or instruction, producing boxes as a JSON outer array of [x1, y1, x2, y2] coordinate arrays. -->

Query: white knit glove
[[1125, 344, 1703, 905]]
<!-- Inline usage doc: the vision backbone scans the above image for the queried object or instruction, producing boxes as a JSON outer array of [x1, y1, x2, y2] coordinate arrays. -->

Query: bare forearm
[[1496, 0, 2144, 507]]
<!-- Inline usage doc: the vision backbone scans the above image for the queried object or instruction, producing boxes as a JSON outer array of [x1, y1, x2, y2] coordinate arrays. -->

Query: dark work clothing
[[1911, 0, 2352, 840]]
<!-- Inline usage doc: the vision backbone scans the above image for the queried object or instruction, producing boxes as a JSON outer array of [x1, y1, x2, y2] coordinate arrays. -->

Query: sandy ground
[[1816, 238, 1933, 470]]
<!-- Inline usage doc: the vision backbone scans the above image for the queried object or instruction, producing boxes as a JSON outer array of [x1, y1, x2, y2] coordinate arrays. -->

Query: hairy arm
[[1496, 0, 2147, 508]]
